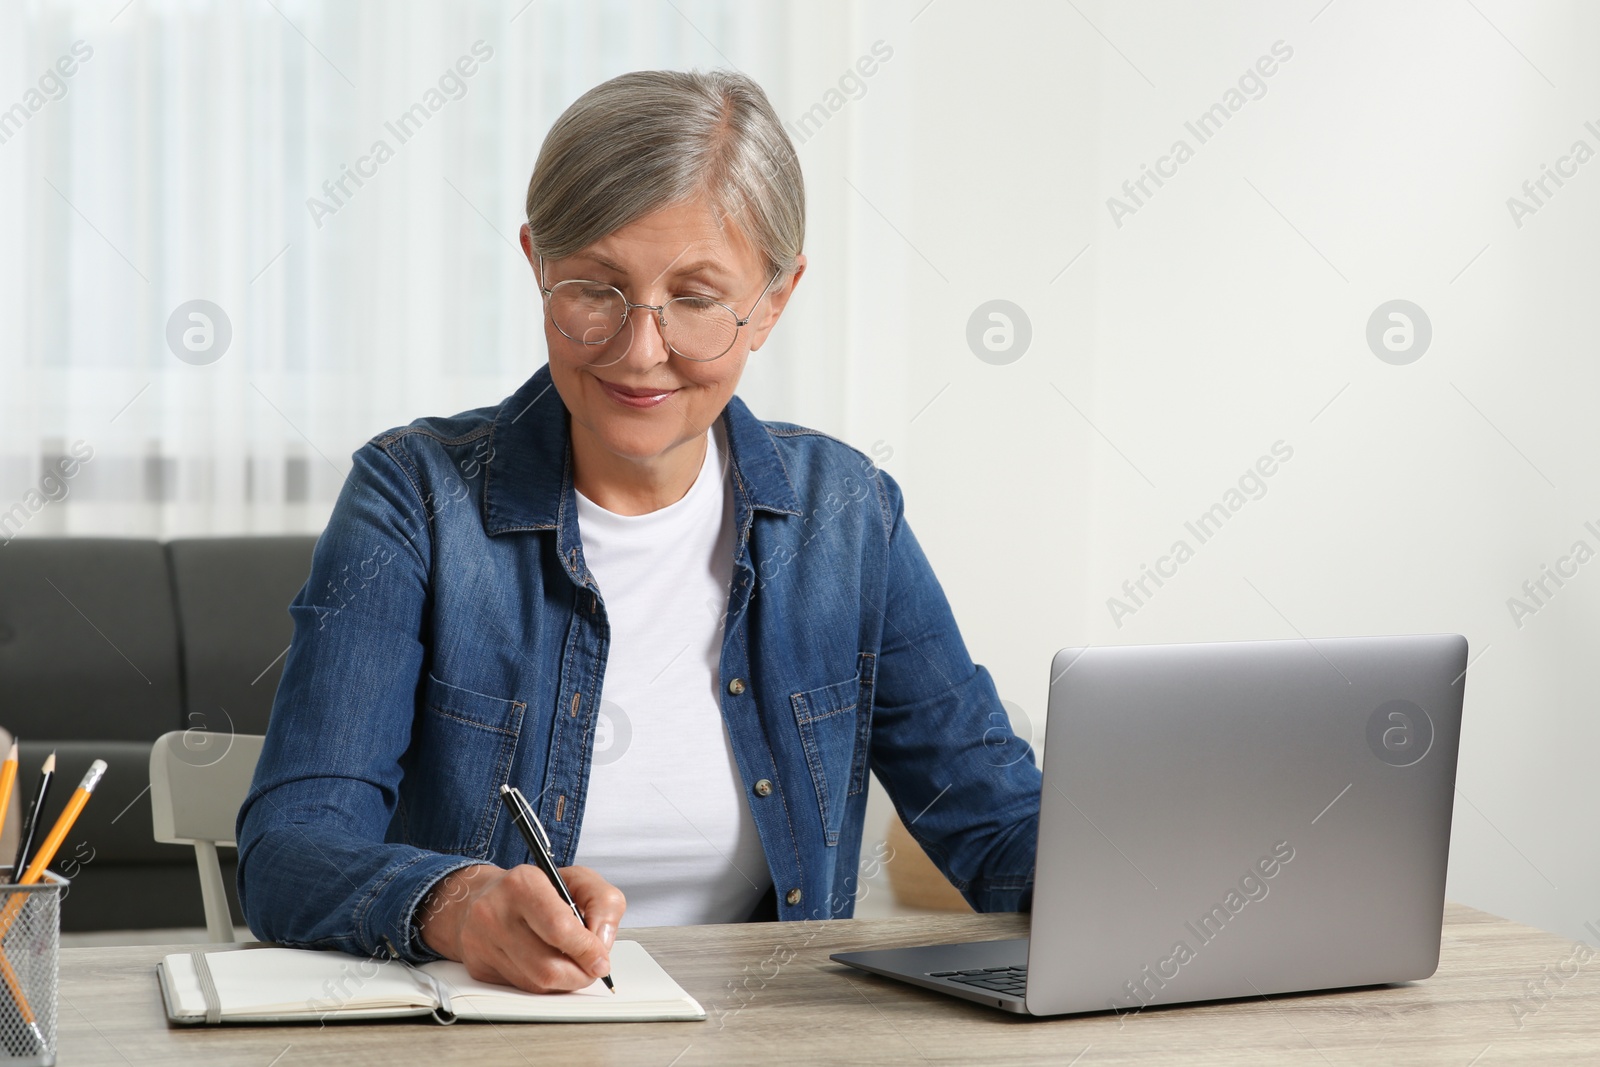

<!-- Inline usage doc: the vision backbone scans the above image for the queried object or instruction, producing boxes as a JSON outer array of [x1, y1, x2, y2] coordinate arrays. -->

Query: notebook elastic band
[[190, 951, 223, 1025]]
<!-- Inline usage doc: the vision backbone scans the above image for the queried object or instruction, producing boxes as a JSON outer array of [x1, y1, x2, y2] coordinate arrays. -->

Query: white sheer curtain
[[0, 0, 902, 538]]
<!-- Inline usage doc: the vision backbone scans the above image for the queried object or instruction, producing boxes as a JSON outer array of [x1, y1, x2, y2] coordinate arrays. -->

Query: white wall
[[842, 0, 1598, 943]]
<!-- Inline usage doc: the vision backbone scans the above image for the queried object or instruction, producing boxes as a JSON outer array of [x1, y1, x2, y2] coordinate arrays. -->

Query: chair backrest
[[149, 730, 265, 847]]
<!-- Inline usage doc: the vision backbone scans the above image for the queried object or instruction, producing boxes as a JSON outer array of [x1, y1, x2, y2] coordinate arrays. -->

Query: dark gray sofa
[[0, 536, 316, 931]]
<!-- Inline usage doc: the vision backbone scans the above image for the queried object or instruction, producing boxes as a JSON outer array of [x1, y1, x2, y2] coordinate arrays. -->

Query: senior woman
[[237, 69, 1041, 994]]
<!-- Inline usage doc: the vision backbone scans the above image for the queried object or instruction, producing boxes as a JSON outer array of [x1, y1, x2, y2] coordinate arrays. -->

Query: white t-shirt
[[571, 421, 772, 926]]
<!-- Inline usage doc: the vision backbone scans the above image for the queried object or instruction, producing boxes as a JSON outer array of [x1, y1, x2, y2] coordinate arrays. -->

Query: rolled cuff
[[359, 851, 485, 964]]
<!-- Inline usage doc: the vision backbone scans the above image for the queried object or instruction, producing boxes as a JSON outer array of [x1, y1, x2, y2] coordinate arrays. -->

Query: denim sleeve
[[235, 440, 479, 963], [866, 469, 1042, 913]]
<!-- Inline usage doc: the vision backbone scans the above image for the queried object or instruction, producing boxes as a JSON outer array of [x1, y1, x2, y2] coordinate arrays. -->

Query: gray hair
[[524, 69, 804, 276]]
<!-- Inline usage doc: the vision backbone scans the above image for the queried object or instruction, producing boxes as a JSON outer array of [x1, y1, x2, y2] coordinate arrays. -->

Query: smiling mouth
[[597, 378, 678, 407], [602, 381, 676, 398]]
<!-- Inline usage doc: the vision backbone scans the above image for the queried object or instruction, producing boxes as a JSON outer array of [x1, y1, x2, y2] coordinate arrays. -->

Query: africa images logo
[[1366, 700, 1434, 768]]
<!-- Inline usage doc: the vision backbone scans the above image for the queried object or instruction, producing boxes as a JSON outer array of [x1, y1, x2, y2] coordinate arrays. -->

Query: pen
[[10, 751, 55, 883], [498, 784, 615, 993]]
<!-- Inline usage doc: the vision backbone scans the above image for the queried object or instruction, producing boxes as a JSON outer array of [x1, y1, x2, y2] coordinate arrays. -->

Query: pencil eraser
[[83, 759, 108, 791]]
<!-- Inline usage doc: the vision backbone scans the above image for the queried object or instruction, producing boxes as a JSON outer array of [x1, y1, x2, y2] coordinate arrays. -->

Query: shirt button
[[754, 779, 773, 797], [785, 888, 802, 906], [727, 678, 746, 695]]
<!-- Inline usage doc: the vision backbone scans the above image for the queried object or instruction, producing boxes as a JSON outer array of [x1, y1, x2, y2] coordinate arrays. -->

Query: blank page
[[162, 948, 436, 1020], [424, 941, 705, 1022]]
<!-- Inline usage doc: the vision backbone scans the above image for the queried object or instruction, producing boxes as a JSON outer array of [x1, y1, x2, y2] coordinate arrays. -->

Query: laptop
[[832, 633, 1466, 1016]]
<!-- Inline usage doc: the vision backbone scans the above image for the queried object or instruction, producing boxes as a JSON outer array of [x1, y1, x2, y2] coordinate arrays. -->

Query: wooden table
[[57, 903, 1599, 1065]]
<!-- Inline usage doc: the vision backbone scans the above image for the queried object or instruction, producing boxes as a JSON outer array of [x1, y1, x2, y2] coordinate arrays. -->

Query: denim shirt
[[236, 363, 1041, 963]]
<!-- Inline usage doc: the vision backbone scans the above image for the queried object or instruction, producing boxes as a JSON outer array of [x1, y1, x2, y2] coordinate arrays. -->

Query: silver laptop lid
[[1026, 634, 1466, 1017]]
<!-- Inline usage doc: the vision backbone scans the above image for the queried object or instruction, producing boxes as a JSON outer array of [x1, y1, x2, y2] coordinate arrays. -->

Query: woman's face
[[521, 195, 802, 473]]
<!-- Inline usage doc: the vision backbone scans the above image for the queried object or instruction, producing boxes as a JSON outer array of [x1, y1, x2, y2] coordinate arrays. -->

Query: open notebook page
[[423, 940, 704, 1021], [163, 947, 435, 1018], [161, 940, 703, 1023]]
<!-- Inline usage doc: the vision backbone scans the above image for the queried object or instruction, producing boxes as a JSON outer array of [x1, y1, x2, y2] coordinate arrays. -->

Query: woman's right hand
[[416, 862, 625, 992]]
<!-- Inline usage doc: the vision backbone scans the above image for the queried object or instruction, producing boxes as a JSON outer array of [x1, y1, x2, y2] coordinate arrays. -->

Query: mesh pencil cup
[[0, 869, 64, 1067]]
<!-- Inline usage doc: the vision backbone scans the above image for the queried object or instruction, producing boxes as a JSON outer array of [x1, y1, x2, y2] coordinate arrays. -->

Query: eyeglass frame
[[536, 253, 785, 362]]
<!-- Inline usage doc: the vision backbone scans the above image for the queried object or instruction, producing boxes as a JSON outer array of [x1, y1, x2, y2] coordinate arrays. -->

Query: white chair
[[149, 730, 266, 942]]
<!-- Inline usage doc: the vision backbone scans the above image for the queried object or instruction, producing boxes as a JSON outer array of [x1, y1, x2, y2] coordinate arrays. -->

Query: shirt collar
[[482, 363, 802, 536]]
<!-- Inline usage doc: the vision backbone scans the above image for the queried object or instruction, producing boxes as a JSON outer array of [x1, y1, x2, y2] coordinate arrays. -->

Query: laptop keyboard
[[928, 965, 1027, 997]]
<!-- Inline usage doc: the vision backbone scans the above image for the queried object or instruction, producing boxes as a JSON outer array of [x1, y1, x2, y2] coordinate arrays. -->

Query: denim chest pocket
[[791, 673, 871, 847], [398, 672, 525, 857]]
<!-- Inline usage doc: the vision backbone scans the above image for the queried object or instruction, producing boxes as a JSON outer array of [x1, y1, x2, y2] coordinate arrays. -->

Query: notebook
[[157, 940, 705, 1025]]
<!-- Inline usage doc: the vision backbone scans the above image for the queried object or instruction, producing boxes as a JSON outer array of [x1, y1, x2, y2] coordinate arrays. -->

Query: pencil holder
[[0, 869, 64, 1067]]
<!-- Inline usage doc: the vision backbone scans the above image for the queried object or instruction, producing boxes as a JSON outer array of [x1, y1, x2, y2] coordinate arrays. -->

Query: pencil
[[0, 746, 52, 1056], [19, 759, 105, 886], [9, 752, 54, 884], [0, 741, 17, 844], [0, 760, 106, 948], [0, 948, 43, 1054]]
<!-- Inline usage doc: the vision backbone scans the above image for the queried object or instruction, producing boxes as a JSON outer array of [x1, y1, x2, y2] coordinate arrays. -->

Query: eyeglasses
[[537, 254, 783, 365]]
